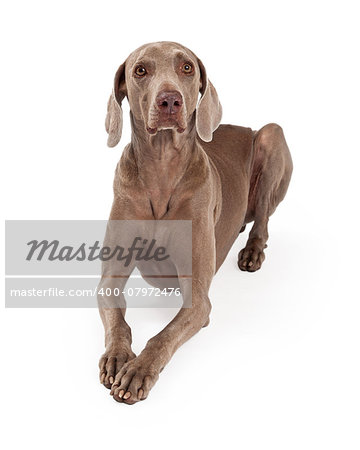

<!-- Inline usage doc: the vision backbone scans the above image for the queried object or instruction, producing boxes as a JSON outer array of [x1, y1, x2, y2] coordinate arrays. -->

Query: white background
[[1, 0, 359, 449]]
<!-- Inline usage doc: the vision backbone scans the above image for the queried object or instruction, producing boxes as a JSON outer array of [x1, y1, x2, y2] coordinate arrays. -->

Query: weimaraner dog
[[98, 41, 293, 404]]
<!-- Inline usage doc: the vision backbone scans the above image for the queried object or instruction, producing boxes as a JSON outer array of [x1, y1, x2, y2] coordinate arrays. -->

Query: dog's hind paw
[[238, 240, 267, 272]]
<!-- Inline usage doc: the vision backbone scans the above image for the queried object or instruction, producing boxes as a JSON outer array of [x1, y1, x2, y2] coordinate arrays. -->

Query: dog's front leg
[[110, 222, 215, 404], [98, 275, 136, 390], [98, 216, 139, 390]]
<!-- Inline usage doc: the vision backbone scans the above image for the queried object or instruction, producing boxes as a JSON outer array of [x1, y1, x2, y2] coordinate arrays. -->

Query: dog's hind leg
[[238, 123, 292, 272]]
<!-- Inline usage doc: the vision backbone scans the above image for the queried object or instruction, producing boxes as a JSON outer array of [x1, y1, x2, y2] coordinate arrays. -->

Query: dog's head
[[105, 41, 222, 147]]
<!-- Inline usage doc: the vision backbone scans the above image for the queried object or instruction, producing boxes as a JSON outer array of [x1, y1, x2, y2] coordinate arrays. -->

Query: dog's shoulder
[[213, 124, 254, 144], [202, 124, 254, 161]]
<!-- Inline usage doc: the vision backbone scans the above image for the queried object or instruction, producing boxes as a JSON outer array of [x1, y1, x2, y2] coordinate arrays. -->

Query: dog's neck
[[129, 113, 199, 218], [130, 114, 198, 183]]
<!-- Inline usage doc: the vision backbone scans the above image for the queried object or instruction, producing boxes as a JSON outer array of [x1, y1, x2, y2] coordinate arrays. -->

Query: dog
[[98, 41, 293, 404]]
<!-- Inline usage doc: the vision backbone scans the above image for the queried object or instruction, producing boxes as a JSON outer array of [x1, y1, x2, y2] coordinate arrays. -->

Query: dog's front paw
[[99, 347, 136, 389], [110, 355, 160, 405]]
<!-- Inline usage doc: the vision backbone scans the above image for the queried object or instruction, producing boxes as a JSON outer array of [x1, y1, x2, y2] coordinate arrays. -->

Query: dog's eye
[[182, 63, 193, 74], [135, 65, 147, 77]]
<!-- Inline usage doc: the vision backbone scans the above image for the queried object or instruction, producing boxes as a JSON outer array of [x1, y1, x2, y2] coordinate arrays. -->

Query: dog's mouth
[[146, 115, 186, 135]]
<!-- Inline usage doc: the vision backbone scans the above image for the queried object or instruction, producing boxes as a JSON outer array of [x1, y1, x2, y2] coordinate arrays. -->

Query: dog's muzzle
[[147, 90, 186, 134]]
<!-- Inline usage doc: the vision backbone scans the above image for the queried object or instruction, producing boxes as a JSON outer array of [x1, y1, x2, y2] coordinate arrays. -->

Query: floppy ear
[[196, 58, 222, 142], [105, 62, 126, 148]]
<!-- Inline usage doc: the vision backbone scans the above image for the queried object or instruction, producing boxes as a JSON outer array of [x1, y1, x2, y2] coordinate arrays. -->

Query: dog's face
[[125, 42, 201, 135], [105, 42, 222, 147]]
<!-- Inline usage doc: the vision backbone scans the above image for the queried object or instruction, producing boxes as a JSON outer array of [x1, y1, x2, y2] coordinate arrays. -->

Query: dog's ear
[[196, 58, 222, 142], [105, 62, 126, 148]]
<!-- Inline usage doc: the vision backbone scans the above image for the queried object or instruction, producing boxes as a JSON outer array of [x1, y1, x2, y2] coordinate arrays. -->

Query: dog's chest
[[148, 189, 172, 219]]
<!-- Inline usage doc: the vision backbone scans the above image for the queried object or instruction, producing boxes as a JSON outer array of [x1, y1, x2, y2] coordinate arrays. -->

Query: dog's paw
[[99, 347, 136, 389], [238, 241, 266, 272], [110, 355, 160, 405]]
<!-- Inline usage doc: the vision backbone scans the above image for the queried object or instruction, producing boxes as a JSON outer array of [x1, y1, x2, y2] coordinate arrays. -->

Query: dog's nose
[[156, 91, 183, 115]]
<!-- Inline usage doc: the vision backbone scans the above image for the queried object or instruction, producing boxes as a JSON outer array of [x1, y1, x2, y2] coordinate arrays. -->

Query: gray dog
[[98, 41, 293, 404]]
